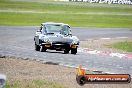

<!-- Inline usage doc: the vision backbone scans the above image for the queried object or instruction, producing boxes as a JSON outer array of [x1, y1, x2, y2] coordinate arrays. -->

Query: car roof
[[41, 22, 70, 27]]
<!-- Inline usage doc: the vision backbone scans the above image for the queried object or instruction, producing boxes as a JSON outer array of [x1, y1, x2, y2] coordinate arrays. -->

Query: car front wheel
[[35, 43, 40, 51], [71, 48, 77, 54], [40, 46, 47, 52]]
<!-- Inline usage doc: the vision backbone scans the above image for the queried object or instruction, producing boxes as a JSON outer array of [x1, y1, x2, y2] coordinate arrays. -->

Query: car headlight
[[44, 38, 49, 43], [71, 36, 79, 45], [72, 40, 78, 44]]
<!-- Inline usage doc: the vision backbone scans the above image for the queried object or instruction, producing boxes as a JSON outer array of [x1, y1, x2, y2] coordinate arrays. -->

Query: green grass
[[0, 12, 132, 27], [6, 80, 64, 88], [112, 41, 132, 52], [0, 0, 132, 27]]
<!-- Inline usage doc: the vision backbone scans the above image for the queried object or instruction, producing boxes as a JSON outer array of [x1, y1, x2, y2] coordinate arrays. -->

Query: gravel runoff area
[[0, 57, 132, 88], [80, 38, 132, 54]]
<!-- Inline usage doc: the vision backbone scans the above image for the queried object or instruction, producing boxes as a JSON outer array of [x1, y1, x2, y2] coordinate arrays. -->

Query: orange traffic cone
[[77, 65, 86, 76]]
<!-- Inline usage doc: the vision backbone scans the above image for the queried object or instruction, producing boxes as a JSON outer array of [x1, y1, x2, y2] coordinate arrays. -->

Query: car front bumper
[[41, 42, 79, 50]]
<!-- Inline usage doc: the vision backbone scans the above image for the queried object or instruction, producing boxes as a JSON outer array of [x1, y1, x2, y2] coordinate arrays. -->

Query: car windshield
[[43, 24, 71, 35], [44, 24, 61, 34]]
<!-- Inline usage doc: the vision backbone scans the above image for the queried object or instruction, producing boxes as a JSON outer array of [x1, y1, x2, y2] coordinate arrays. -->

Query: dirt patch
[[0, 57, 132, 88], [80, 38, 132, 54]]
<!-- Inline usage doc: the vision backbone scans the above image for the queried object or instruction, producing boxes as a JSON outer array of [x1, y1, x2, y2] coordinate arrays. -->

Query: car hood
[[39, 33, 79, 44], [47, 34, 73, 43]]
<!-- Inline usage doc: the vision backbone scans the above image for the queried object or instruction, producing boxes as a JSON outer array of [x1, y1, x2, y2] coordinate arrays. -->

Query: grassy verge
[[0, 12, 131, 27], [112, 41, 132, 52], [6, 80, 63, 88], [0, 0, 132, 27]]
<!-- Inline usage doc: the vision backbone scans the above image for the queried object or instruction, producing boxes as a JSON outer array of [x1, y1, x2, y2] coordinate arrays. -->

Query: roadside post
[[0, 74, 6, 88]]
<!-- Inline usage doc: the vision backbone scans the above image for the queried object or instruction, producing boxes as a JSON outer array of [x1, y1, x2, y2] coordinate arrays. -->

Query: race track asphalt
[[0, 26, 132, 74]]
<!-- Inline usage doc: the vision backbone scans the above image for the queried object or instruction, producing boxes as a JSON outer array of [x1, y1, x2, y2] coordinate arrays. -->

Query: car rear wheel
[[35, 43, 40, 51], [71, 48, 77, 54], [40, 46, 47, 52]]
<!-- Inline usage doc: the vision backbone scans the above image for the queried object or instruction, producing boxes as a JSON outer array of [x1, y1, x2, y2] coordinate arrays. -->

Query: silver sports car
[[34, 22, 79, 54]]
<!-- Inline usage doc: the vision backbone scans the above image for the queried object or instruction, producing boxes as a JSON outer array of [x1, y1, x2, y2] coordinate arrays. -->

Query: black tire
[[64, 49, 70, 54], [40, 46, 47, 52], [71, 48, 77, 54], [35, 43, 40, 51]]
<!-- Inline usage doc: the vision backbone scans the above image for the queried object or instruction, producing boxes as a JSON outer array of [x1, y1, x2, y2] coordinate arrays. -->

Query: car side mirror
[[37, 30, 41, 32], [36, 30, 41, 35], [69, 33, 72, 36]]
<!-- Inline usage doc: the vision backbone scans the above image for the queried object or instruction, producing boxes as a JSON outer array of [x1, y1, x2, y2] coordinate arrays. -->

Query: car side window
[[61, 25, 70, 35], [42, 25, 47, 34]]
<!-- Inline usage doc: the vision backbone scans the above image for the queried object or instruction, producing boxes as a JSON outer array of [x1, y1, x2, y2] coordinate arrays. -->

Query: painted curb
[[78, 48, 132, 59]]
